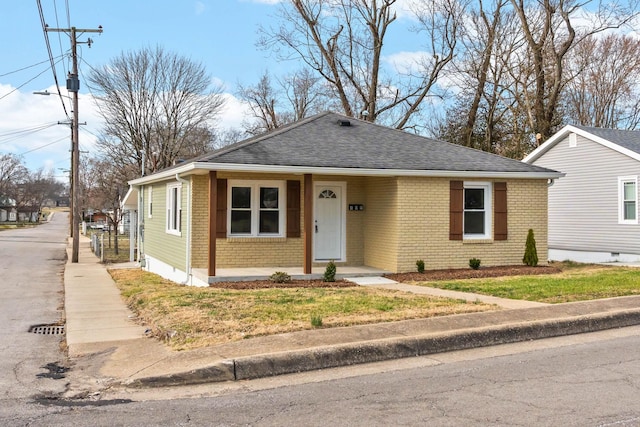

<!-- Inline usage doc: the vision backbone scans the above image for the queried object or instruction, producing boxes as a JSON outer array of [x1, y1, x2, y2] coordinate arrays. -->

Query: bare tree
[[88, 46, 226, 179], [259, 0, 463, 130], [237, 69, 329, 135], [565, 34, 640, 129], [0, 154, 28, 200], [15, 169, 63, 219], [509, 0, 639, 140]]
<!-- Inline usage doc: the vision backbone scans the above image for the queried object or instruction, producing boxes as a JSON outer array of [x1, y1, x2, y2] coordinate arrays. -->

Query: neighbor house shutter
[[216, 179, 227, 238], [494, 182, 508, 240], [450, 181, 463, 240], [287, 180, 301, 238]]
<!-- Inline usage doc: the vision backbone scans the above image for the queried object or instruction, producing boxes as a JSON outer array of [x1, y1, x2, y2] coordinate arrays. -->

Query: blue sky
[[0, 0, 335, 175]]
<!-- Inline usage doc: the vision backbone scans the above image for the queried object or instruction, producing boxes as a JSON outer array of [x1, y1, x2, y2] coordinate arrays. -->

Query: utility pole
[[46, 25, 102, 263]]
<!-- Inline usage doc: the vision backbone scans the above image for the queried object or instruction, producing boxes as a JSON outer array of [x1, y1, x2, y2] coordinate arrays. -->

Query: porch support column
[[208, 171, 217, 277], [304, 173, 313, 274]]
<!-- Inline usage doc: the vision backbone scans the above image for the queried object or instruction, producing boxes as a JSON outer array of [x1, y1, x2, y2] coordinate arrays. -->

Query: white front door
[[314, 184, 345, 261]]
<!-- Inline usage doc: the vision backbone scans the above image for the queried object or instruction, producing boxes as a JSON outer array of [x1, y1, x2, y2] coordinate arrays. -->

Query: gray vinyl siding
[[532, 134, 640, 254], [142, 180, 187, 271]]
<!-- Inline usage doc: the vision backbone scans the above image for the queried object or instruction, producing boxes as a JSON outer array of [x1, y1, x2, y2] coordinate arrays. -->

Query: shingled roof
[[130, 112, 560, 185], [192, 112, 551, 172], [524, 124, 640, 164]]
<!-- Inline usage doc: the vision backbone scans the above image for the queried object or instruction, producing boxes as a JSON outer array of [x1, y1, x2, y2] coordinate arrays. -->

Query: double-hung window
[[229, 181, 285, 236], [166, 183, 182, 235], [619, 176, 638, 224], [463, 182, 492, 239]]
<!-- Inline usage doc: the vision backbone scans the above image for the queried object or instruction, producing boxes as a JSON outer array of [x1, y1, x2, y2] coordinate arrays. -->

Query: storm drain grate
[[29, 324, 65, 335]]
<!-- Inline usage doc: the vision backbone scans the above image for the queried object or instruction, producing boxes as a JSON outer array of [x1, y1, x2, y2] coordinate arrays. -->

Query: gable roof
[[523, 124, 640, 164], [131, 112, 560, 185]]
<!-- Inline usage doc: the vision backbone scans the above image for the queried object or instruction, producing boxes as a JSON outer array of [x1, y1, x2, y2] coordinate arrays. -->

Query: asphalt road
[[0, 213, 69, 422], [12, 326, 640, 426]]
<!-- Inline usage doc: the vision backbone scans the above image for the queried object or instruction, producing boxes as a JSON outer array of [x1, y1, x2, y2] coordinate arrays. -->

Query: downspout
[[176, 174, 191, 284], [138, 184, 144, 266]]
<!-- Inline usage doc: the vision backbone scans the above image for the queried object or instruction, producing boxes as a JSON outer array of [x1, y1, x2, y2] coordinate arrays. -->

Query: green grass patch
[[109, 269, 496, 350], [417, 264, 640, 303]]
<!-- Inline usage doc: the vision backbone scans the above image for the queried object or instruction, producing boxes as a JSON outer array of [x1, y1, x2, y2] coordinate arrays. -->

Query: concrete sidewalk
[[64, 236, 640, 389]]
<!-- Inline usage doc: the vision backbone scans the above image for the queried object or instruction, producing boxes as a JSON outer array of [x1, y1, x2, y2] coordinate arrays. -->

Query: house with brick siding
[[123, 112, 561, 286]]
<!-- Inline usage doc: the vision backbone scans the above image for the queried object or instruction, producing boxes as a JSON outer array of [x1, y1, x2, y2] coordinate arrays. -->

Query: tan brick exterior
[[391, 177, 548, 272], [156, 172, 548, 274]]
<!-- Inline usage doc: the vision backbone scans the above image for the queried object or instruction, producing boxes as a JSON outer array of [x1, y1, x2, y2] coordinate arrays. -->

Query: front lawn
[[109, 269, 496, 350], [413, 263, 640, 303]]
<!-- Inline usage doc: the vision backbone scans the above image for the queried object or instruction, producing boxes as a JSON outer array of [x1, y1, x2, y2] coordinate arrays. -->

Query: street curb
[[125, 308, 640, 388]]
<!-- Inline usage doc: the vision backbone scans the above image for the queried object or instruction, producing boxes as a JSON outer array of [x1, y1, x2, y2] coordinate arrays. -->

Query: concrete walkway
[[63, 236, 640, 390]]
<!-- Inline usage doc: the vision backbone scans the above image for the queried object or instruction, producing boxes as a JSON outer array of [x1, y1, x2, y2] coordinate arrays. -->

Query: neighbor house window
[[166, 183, 181, 235], [619, 176, 637, 224], [229, 181, 285, 236], [464, 182, 492, 239]]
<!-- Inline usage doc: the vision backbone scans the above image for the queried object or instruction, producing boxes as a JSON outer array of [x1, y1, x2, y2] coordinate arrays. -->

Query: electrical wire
[[52, 0, 69, 77], [18, 135, 68, 155], [0, 57, 63, 77], [36, 0, 70, 120], [0, 123, 59, 145]]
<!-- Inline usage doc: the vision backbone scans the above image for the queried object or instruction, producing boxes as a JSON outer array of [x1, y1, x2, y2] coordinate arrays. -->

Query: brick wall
[[393, 177, 548, 272]]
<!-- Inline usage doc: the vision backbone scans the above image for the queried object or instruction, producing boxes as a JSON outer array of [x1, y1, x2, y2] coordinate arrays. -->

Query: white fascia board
[[523, 125, 640, 164], [121, 186, 138, 210], [127, 161, 563, 185]]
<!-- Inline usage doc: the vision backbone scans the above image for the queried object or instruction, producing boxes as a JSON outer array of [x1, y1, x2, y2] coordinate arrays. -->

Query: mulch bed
[[385, 265, 562, 283], [210, 265, 562, 289]]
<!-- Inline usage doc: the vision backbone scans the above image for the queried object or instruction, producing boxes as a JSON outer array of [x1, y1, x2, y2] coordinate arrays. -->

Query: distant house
[[524, 125, 640, 263], [0, 195, 17, 222], [123, 112, 560, 286]]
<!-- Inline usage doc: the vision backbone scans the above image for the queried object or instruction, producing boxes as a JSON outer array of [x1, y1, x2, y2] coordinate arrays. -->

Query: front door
[[314, 184, 344, 261]]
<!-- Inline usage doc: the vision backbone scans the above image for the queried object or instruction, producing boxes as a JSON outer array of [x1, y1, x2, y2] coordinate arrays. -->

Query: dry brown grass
[[109, 269, 496, 350]]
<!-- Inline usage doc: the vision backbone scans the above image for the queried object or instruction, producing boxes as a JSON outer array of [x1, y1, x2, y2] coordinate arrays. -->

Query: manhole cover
[[29, 324, 65, 335]]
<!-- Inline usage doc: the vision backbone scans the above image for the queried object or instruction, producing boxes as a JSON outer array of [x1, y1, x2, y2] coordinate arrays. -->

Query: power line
[[37, 0, 70, 119], [17, 135, 68, 155], [0, 57, 62, 77]]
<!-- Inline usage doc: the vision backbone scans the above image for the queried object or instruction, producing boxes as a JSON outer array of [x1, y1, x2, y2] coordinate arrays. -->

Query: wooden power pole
[[46, 26, 102, 263]]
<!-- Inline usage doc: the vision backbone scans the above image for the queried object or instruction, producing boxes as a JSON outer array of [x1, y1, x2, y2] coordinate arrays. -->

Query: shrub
[[311, 315, 323, 328], [323, 260, 337, 282], [416, 259, 425, 273], [523, 228, 539, 267], [270, 271, 291, 283], [469, 258, 481, 270]]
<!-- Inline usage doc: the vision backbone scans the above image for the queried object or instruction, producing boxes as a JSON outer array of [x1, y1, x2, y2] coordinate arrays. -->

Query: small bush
[[469, 258, 481, 270], [270, 271, 292, 283], [323, 260, 336, 282], [523, 228, 539, 267], [311, 314, 323, 328], [416, 259, 425, 273]]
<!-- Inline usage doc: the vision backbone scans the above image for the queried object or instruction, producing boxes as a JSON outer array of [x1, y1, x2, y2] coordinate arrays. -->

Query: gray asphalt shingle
[[193, 112, 555, 174], [572, 125, 640, 155]]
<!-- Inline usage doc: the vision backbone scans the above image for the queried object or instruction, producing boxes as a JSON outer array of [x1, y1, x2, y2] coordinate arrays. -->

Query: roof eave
[[523, 124, 640, 163], [127, 162, 562, 185]]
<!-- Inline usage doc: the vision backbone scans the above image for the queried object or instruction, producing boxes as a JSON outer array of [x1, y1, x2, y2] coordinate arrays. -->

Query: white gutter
[[128, 162, 564, 185], [176, 174, 191, 285]]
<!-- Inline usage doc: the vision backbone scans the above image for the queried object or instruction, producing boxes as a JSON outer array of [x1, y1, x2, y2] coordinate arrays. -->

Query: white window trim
[[166, 182, 182, 236], [618, 176, 638, 224], [148, 186, 153, 219], [228, 180, 286, 237], [463, 181, 492, 240]]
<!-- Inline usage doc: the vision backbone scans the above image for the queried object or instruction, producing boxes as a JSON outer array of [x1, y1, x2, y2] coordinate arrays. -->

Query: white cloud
[[195, 1, 206, 15], [0, 83, 252, 173], [383, 50, 430, 74], [240, 0, 282, 4]]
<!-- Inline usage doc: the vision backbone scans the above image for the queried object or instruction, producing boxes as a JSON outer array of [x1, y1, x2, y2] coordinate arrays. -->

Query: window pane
[[231, 210, 251, 233], [260, 187, 279, 209], [232, 187, 251, 208], [624, 182, 636, 201], [464, 211, 485, 234], [625, 201, 636, 220], [465, 188, 484, 210], [259, 211, 279, 233]]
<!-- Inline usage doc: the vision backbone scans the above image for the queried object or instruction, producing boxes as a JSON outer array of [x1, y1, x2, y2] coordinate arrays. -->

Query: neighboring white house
[[524, 125, 640, 263]]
